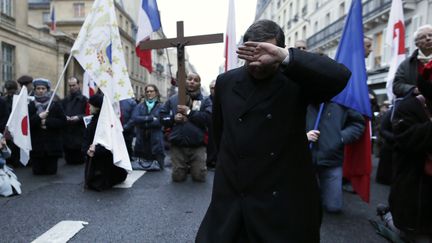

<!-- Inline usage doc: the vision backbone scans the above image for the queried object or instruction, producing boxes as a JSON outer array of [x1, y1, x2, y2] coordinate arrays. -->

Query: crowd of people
[[0, 19, 431, 242]]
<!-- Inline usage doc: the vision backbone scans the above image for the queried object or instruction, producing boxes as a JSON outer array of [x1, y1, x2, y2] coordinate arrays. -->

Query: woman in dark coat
[[29, 78, 66, 175], [390, 63, 432, 241], [128, 84, 165, 169], [82, 94, 127, 191]]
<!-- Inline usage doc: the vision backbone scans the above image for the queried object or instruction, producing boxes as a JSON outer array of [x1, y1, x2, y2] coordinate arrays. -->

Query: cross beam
[[140, 21, 223, 105]]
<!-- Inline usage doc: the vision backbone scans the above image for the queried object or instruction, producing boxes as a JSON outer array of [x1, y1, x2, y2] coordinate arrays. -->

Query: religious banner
[[71, 0, 134, 102]]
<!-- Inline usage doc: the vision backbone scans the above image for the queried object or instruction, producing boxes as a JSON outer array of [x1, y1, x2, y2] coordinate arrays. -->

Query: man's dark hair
[[4, 80, 18, 91], [69, 76, 80, 84], [17, 75, 33, 85], [243, 20, 285, 48]]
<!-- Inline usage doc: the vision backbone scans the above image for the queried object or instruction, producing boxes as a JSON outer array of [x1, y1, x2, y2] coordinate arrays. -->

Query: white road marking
[[31, 220, 88, 243], [114, 170, 146, 188]]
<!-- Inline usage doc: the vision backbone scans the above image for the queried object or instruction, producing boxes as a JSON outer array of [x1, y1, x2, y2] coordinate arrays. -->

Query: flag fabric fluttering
[[6, 86, 31, 166], [82, 71, 96, 115], [93, 95, 132, 171], [385, 0, 406, 102], [50, 5, 56, 32], [135, 0, 162, 73], [225, 0, 238, 71], [71, 0, 134, 102], [331, 0, 372, 203]]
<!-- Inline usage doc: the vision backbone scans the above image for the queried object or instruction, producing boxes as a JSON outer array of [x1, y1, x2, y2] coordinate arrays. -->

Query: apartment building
[[255, 0, 432, 103]]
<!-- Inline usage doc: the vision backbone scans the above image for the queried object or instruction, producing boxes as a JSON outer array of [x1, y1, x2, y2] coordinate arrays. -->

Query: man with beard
[[61, 77, 88, 165], [160, 72, 212, 182], [195, 20, 351, 242]]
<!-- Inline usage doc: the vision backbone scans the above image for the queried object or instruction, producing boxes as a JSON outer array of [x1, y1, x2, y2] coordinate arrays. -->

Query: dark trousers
[[64, 148, 84, 165], [32, 156, 58, 175]]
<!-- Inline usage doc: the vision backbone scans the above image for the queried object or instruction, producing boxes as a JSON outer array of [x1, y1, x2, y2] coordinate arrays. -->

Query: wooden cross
[[139, 21, 223, 105]]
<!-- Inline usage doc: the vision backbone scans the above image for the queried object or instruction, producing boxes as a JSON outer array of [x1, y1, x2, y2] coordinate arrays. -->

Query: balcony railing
[[307, 0, 392, 49]]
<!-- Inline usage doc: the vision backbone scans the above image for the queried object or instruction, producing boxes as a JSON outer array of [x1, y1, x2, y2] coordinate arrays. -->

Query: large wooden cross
[[140, 21, 223, 105]]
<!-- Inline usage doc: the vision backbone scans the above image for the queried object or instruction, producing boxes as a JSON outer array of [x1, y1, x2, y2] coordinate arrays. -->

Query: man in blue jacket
[[306, 102, 365, 213], [160, 73, 212, 182]]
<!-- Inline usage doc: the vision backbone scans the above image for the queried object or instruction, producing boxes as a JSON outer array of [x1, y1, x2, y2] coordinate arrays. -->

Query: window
[[1, 43, 15, 82], [42, 11, 50, 23], [73, 3, 85, 18], [1, 0, 13, 17], [325, 13, 331, 26], [339, 2, 345, 18], [302, 25, 307, 40], [374, 32, 383, 68]]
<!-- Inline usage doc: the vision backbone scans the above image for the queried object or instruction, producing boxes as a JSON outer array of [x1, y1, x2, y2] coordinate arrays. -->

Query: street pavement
[[0, 156, 390, 242]]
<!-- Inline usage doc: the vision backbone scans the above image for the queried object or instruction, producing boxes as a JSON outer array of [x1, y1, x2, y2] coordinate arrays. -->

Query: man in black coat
[[195, 20, 351, 243], [61, 77, 88, 165]]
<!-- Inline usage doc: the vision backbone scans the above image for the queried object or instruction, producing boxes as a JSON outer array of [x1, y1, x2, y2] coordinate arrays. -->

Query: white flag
[[6, 86, 31, 165], [71, 0, 134, 102], [225, 0, 238, 71], [93, 95, 131, 171], [385, 0, 405, 102]]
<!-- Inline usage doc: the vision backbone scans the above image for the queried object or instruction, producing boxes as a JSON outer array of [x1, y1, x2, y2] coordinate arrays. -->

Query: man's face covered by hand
[[186, 73, 201, 92], [246, 38, 280, 80]]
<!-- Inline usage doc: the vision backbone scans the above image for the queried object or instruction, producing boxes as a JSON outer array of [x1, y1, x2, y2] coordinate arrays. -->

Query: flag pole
[[309, 103, 325, 149], [46, 54, 73, 111]]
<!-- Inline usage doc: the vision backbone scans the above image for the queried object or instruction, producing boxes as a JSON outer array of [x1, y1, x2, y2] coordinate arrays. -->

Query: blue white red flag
[[50, 5, 56, 32], [332, 0, 372, 203], [135, 0, 162, 73]]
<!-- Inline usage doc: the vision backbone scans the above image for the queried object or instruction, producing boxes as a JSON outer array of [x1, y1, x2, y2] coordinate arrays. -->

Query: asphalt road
[[0, 157, 389, 242]]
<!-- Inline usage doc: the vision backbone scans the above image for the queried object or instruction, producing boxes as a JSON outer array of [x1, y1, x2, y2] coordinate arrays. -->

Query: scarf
[[34, 92, 51, 114], [417, 50, 432, 64], [185, 89, 201, 108], [145, 99, 156, 112]]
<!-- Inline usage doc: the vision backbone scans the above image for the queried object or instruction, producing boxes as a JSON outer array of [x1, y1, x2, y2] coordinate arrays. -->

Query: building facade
[[255, 0, 432, 103], [1, 0, 74, 97]]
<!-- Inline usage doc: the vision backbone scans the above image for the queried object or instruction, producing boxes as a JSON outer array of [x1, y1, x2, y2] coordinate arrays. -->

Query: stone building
[[0, 0, 74, 97]]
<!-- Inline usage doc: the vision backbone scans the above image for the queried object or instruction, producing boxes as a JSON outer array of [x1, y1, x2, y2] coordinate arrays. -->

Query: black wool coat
[[196, 48, 351, 243], [390, 95, 432, 234], [29, 101, 66, 158], [61, 92, 88, 150]]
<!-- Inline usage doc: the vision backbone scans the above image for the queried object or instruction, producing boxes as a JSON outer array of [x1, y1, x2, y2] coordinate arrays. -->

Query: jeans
[[317, 165, 343, 213]]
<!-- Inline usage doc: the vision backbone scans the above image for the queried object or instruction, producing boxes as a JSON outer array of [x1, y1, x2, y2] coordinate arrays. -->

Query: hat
[[32, 78, 51, 90], [17, 75, 33, 85], [88, 94, 103, 108]]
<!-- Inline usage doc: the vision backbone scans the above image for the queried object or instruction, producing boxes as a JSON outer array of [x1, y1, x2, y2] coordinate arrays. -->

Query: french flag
[[50, 5, 56, 32], [135, 0, 161, 73], [331, 0, 372, 203], [82, 72, 96, 115], [225, 0, 238, 71]]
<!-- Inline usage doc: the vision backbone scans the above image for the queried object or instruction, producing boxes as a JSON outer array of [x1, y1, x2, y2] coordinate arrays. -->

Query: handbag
[[131, 158, 161, 172]]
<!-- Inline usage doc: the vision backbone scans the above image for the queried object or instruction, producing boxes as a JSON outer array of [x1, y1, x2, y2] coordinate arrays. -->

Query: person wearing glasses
[[393, 25, 432, 98], [128, 84, 165, 170]]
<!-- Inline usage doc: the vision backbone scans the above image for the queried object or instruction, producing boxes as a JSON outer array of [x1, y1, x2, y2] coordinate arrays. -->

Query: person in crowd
[[0, 93, 7, 133], [306, 102, 364, 213], [82, 94, 128, 191], [393, 24, 432, 98], [0, 132, 21, 197], [128, 84, 165, 170], [160, 72, 212, 182], [2, 80, 20, 167], [195, 19, 351, 242], [61, 77, 88, 165], [389, 52, 432, 241], [17, 75, 34, 95], [376, 103, 395, 185], [120, 97, 137, 160], [206, 80, 217, 169], [364, 35, 373, 59], [29, 78, 66, 175], [294, 39, 307, 51]]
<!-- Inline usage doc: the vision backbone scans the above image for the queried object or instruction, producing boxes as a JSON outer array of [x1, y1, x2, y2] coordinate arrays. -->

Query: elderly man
[[393, 25, 432, 98], [61, 77, 88, 165]]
